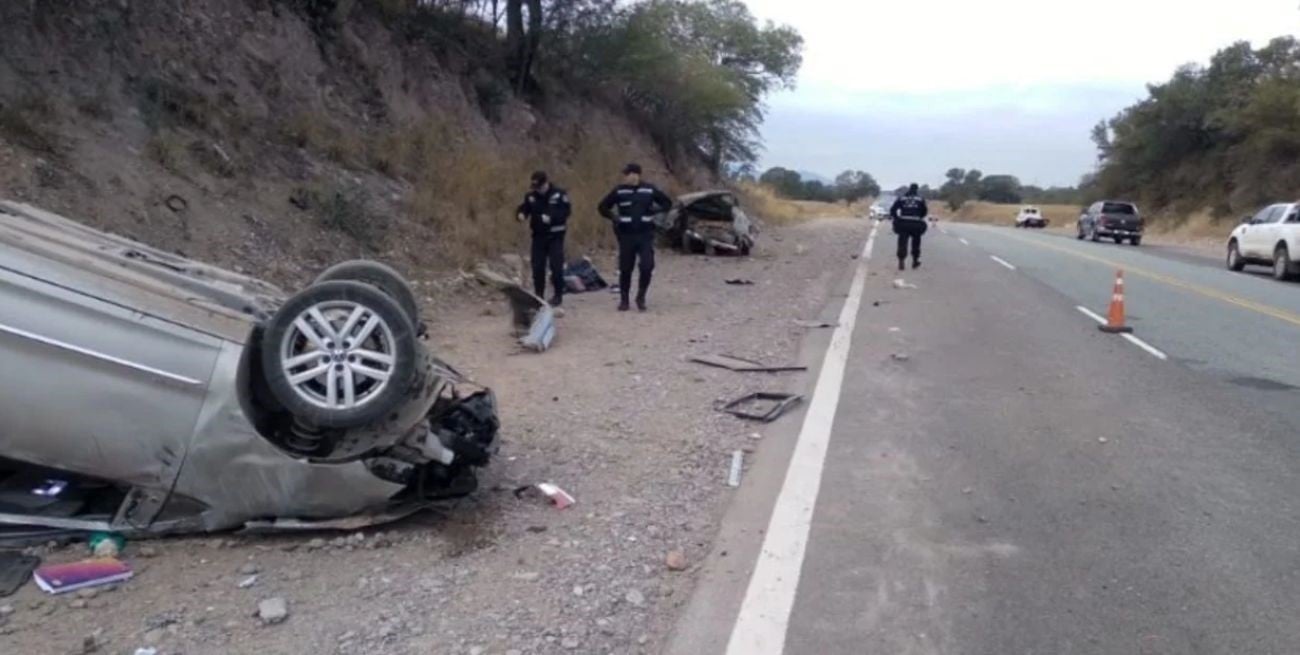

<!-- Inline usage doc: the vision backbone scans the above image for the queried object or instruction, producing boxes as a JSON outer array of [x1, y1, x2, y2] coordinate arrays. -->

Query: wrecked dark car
[[0, 201, 497, 538], [656, 191, 756, 255]]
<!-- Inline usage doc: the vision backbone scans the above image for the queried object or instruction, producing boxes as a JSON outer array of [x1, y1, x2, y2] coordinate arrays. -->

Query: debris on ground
[[0, 552, 39, 597], [238, 575, 259, 589], [727, 450, 744, 487], [892, 353, 910, 362], [690, 353, 806, 373], [88, 532, 124, 558], [666, 551, 688, 571], [793, 319, 838, 328], [892, 278, 918, 290], [724, 278, 755, 285], [256, 597, 289, 625], [1099, 437, 1109, 444], [514, 482, 576, 509], [34, 557, 132, 594], [719, 392, 803, 422], [475, 265, 556, 352], [133, 648, 158, 655], [563, 257, 608, 292]]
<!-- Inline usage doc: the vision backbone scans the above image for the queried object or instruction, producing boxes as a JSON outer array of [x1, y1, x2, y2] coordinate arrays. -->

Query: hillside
[[0, 0, 712, 290]]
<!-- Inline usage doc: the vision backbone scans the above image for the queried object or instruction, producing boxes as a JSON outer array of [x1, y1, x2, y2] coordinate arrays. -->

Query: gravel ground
[[0, 218, 868, 655]]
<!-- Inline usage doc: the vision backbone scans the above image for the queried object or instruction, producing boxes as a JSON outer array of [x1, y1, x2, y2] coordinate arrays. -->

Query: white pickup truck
[[1226, 201, 1300, 281], [1015, 206, 1047, 228]]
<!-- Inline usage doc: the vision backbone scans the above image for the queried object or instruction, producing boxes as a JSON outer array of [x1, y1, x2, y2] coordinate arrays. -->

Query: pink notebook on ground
[[33, 558, 133, 594]]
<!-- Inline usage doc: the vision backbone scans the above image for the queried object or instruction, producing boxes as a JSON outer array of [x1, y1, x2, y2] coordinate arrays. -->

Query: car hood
[[0, 201, 284, 343]]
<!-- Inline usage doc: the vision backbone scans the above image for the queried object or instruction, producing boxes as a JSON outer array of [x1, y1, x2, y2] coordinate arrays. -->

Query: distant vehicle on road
[[1015, 206, 1047, 228], [1077, 200, 1143, 245], [1226, 201, 1300, 281]]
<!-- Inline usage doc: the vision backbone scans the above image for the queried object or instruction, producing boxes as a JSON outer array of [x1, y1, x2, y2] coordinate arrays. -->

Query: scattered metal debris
[[0, 552, 39, 597], [727, 450, 744, 487], [690, 354, 806, 373], [724, 278, 755, 285], [513, 483, 576, 509], [163, 194, 188, 213], [892, 279, 918, 290], [719, 392, 803, 422], [475, 265, 556, 352], [793, 319, 838, 329]]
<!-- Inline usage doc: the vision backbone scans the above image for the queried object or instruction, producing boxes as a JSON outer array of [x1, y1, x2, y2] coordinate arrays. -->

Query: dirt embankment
[[0, 0, 710, 292]]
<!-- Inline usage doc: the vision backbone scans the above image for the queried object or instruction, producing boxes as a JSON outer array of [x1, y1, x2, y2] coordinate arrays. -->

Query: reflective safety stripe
[[619, 201, 633, 207], [551, 225, 567, 233], [637, 188, 654, 194], [640, 215, 654, 222], [617, 188, 634, 194], [618, 217, 633, 223]]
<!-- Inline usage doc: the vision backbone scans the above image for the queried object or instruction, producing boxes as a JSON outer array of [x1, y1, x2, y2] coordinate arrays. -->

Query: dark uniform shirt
[[516, 186, 572, 236], [597, 183, 673, 236], [890, 193, 928, 221]]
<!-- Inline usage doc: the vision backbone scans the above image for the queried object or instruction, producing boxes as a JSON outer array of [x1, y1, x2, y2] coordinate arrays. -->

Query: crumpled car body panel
[[657, 190, 756, 254], [0, 201, 496, 537]]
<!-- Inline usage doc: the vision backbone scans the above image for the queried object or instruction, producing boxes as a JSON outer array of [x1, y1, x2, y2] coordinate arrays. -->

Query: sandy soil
[[0, 218, 869, 655]]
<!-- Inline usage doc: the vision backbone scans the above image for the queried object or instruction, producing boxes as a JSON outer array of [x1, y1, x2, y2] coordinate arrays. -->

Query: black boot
[[618, 295, 630, 312], [898, 258, 905, 271], [635, 291, 647, 312], [912, 258, 921, 269], [549, 294, 563, 307]]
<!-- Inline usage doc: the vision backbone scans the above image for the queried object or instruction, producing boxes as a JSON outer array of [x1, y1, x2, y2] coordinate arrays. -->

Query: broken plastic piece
[[521, 305, 556, 352], [892, 279, 918, 290], [793, 319, 838, 329], [690, 354, 806, 373], [727, 450, 744, 487], [514, 483, 576, 509], [724, 279, 755, 285], [720, 392, 803, 422]]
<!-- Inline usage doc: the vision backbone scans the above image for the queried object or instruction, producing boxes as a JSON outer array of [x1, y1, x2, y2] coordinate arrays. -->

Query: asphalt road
[[669, 221, 1300, 655]]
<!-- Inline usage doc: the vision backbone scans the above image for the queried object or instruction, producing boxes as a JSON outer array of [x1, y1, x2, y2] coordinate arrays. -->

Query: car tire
[[261, 280, 418, 429], [1130, 237, 1141, 246], [1114, 236, 1124, 244], [314, 260, 421, 329], [1227, 241, 1245, 271], [1274, 245, 1294, 281], [1076, 226, 1084, 240], [1090, 225, 1100, 242]]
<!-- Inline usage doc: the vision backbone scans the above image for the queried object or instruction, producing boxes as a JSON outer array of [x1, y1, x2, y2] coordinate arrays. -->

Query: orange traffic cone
[[1099, 269, 1133, 334]]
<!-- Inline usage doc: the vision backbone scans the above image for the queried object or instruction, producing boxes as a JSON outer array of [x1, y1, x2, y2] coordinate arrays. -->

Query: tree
[[833, 170, 881, 203], [978, 175, 1023, 203], [759, 166, 804, 198], [504, 0, 543, 93]]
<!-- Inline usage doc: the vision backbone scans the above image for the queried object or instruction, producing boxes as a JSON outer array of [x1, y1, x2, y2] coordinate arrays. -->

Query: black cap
[[530, 171, 548, 187], [908, 183, 919, 194], [622, 163, 643, 175]]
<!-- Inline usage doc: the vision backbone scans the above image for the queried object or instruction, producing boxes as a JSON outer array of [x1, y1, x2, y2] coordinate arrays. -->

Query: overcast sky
[[742, 0, 1299, 188]]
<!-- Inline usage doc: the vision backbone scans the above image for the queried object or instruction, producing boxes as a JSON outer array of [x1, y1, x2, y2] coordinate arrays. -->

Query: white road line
[[1075, 306, 1168, 360], [990, 255, 1017, 270], [959, 238, 970, 245], [1076, 305, 1106, 324], [724, 222, 878, 655], [1121, 333, 1169, 360]]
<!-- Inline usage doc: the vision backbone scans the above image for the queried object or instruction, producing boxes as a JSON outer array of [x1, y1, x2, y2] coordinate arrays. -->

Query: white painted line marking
[[959, 238, 970, 245], [990, 255, 1017, 271], [1076, 305, 1106, 324], [1075, 306, 1167, 360], [1121, 333, 1168, 360], [724, 222, 878, 655]]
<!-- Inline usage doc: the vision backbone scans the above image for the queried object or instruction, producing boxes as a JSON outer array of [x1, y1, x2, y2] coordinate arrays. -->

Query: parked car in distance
[[1077, 200, 1143, 245], [1226, 201, 1300, 281], [1015, 206, 1047, 228], [0, 200, 499, 538]]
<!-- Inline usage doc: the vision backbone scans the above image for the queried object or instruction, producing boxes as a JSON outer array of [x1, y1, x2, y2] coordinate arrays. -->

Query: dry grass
[[144, 131, 186, 173], [737, 184, 857, 225], [952, 201, 1081, 227], [1143, 209, 1235, 243], [282, 111, 369, 167]]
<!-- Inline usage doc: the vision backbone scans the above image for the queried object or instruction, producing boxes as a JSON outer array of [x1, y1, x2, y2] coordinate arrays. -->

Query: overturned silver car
[[0, 201, 497, 537], [656, 190, 756, 255]]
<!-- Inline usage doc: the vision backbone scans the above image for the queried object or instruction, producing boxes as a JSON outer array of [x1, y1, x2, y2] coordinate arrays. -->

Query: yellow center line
[[990, 229, 1300, 329]]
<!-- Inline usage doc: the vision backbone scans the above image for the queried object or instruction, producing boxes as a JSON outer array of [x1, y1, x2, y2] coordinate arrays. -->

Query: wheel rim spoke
[[284, 350, 325, 369], [349, 362, 390, 382], [293, 317, 329, 350], [353, 315, 381, 345], [340, 365, 356, 408], [353, 349, 394, 366], [308, 307, 340, 341], [289, 364, 330, 385], [326, 366, 339, 406], [337, 306, 367, 342]]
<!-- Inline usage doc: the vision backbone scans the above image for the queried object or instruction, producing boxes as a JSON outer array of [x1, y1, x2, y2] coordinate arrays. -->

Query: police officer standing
[[597, 163, 673, 312], [516, 171, 571, 306], [889, 183, 929, 270]]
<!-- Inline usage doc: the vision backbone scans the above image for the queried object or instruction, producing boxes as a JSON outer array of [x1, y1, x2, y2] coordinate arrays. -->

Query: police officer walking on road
[[516, 171, 572, 306], [598, 163, 673, 312], [890, 183, 929, 270]]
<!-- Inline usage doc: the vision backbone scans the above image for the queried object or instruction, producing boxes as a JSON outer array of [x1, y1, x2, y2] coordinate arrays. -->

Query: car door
[[1240, 205, 1278, 257], [1255, 204, 1290, 258], [0, 249, 223, 526]]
